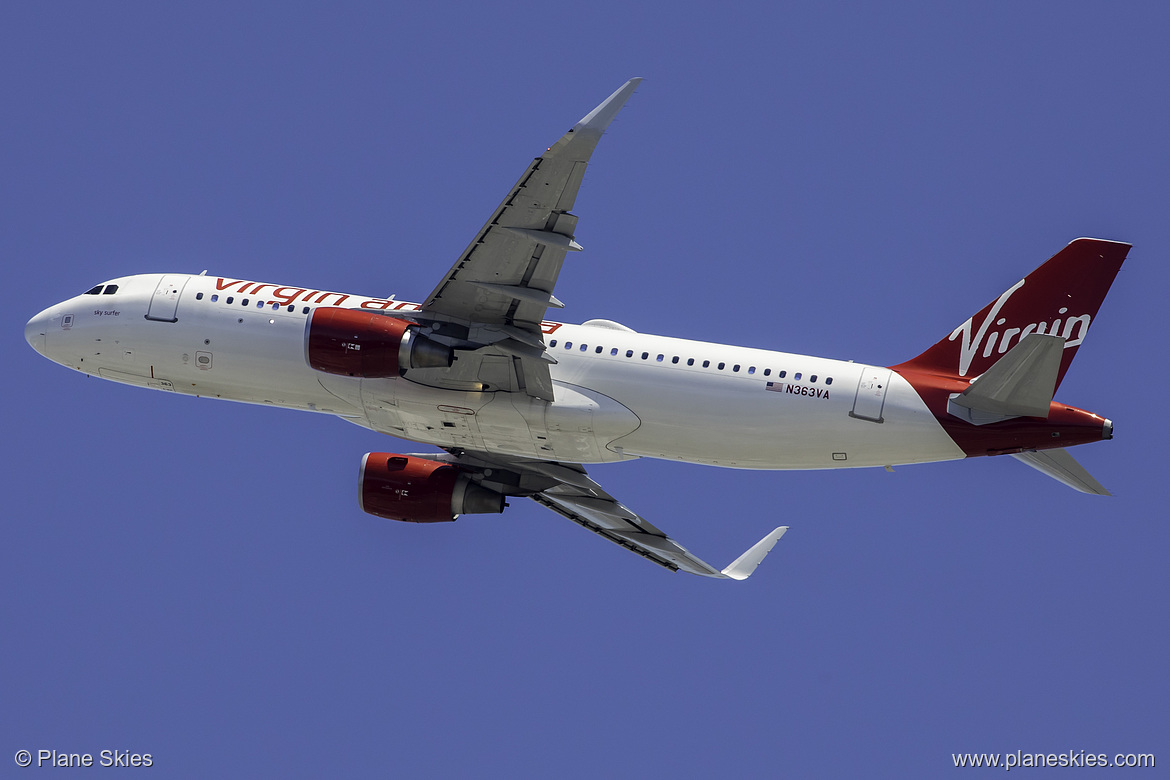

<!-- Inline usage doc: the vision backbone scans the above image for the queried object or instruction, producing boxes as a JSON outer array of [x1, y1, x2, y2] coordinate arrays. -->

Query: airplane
[[24, 78, 1128, 580]]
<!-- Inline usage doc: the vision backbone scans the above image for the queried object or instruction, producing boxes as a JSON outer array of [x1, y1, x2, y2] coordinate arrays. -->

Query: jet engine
[[358, 453, 506, 523], [305, 307, 453, 377]]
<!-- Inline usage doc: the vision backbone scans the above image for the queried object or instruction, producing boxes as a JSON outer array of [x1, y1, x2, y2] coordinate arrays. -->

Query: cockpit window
[[102, 285, 119, 295], [84, 285, 104, 295]]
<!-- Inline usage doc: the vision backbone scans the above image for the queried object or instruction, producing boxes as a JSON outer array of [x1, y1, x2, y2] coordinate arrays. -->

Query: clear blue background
[[3, 3, 1165, 776]]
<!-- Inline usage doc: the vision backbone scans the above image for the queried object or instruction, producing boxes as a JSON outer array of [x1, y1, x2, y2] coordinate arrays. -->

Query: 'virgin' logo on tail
[[949, 279, 1092, 376]]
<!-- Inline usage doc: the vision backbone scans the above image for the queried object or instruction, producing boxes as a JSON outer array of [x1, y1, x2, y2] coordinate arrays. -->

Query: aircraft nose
[[25, 310, 49, 355]]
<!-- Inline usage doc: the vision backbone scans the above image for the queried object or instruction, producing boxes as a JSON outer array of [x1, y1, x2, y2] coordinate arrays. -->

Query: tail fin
[[896, 238, 1130, 385]]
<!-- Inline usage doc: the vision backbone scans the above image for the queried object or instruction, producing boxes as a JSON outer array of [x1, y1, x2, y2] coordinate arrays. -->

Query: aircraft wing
[[409, 78, 642, 402], [533, 476, 788, 580], [416, 450, 787, 580]]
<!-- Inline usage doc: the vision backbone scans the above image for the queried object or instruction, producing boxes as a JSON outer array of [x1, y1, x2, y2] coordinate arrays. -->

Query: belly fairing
[[358, 376, 639, 462]]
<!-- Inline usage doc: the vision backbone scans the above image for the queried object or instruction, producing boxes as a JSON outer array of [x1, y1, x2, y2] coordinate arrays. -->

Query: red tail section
[[895, 238, 1130, 385]]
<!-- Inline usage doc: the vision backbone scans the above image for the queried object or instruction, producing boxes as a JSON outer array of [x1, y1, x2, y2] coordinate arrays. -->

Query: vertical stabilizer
[[895, 238, 1129, 387]]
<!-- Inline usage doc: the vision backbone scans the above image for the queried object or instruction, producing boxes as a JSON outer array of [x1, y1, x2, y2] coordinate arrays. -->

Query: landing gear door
[[145, 275, 190, 322], [850, 368, 891, 423]]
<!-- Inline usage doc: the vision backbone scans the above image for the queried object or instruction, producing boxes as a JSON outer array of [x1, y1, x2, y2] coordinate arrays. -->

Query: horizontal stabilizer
[[1011, 448, 1111, 495], [949, 334, 1064, 424]]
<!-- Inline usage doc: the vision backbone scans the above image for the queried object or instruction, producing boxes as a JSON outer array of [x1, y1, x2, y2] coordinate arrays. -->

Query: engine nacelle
[[358, 453, 506, 523], [305, 307, 453, 377]]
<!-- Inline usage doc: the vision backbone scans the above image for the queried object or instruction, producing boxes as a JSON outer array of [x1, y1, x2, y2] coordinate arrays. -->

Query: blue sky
[[3, 3, 1166, 776]]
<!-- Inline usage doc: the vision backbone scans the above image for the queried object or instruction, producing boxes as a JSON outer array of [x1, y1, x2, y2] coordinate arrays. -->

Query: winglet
[[720, 526, 788, 580], [573, 78, 643, 138]]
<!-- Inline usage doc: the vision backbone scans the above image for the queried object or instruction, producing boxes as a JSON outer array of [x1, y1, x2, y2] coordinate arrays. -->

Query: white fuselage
[[26, 272, 965, 471]]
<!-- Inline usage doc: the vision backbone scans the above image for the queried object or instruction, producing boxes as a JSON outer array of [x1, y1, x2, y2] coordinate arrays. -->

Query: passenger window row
[[186, 292, 835, 383], [195, 291, 310, 315], [546, 338, 833, 384]]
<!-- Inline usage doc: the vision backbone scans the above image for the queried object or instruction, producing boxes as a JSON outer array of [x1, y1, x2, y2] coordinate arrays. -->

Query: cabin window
[[748, 366, 756, 374], [610, 348, 618, 356], [549, 340, 557, 347], [641, 352, 649, 360], [717, 362, 725, 370], [302, 307, 310, 314], [195, 292, 204, 300], [226, 297, 234, 304], [257, 300, 264, 308], [626, 350, 634, 358], [763, 368, 770, 376], [656, 354, 664, 362], [242, 298, 249, 306], [732, 364, 740, 372], [211, 294, 219, 302], [702, 360, 710, 368], [580, 344, 588, 351], [794, 372, 802, 380], [564, 342, 572, 349], [687, 358, 695, 366], [595, 346, 603, 354], [671, 356, 679, 364], [810, 375, 817, 383], [287, 305, 294, 312], [778, 370, 786, 378], [826, 377, 833, 385]]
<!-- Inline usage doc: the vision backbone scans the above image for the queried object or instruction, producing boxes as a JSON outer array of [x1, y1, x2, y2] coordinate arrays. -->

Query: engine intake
[[305, 307, 453, 377], [359, 453, 505, 523]]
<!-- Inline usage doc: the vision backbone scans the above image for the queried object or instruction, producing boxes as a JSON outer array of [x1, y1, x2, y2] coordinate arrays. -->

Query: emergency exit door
[[850, 368, 891, 423]]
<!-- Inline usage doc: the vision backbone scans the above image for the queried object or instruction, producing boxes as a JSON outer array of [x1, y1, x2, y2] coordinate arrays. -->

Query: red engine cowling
[[358, 453, 506, 523], [305, 307, 452, 377]]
